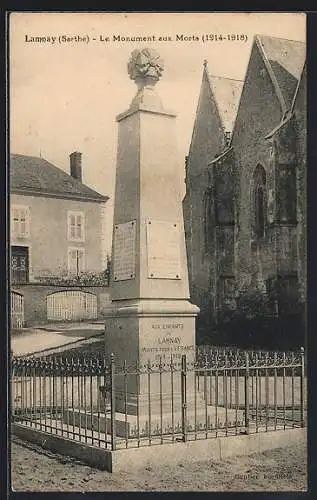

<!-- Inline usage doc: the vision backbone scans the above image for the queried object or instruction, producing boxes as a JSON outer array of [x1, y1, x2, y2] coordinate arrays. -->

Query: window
[[68, 248, 85, 276], [252, 165, 267, 239], [11, 246, 29, 283], [255, 186, 265, 237], [218, 276, 236, 309], [68, 211, 85, 242], [11, 205, 30, 238], [277, 165, 297, 222], [224, 131, 231, 147]]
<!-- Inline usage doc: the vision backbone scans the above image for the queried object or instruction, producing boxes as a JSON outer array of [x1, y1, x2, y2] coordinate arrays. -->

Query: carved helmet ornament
[[128, 48, 164, 84]]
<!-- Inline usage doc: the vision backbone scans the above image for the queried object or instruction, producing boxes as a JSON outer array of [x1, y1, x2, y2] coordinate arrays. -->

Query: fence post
[[181, 354, 187, 442], [110, 353, 116, 450], [244, 350, 250, 434], [300, 346, 305, 428], [11, 357, 15, 420]]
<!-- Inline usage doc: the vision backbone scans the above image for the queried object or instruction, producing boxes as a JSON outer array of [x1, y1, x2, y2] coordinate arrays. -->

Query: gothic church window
[[255, 185, 265, 237], [253, 165, 267, 239]]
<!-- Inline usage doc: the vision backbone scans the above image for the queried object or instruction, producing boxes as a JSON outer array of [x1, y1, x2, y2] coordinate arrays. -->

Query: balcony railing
[[11, 268, 110, 287], [11, 269, 29, 285]]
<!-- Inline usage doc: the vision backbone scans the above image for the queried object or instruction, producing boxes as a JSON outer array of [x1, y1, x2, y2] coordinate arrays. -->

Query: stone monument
[[104, 48, 201, 435]]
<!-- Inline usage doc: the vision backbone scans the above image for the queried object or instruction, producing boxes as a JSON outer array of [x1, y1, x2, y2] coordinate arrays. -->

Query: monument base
[[113, 389, 205, 415], [104, 298, 199, 367], [104, 298, 201, 424], [63, 405, 245, 438]]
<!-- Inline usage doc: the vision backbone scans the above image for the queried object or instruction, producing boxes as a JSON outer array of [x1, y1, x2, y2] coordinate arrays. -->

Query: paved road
[[11, 324, 104, 356]]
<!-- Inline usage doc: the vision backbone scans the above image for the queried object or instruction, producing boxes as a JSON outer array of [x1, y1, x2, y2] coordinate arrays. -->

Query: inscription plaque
[[113, 220, 136, 281], [147, 219, 182, 279], [139, 321, 195, 366]]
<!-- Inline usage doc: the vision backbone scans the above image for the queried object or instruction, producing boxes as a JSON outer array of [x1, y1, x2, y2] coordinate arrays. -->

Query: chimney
[[70, 151, 82, 182]]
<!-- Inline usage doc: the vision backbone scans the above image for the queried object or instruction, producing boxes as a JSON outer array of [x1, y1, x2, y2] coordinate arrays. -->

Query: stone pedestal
[[104, 49, 200, 435]]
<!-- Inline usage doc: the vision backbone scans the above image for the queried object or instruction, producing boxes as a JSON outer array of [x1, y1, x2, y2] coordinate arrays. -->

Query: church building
[[183, 35, 306, 349]]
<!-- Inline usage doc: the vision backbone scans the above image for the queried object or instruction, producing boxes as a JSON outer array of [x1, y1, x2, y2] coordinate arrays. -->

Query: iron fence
[[11, 347, 306, 451]]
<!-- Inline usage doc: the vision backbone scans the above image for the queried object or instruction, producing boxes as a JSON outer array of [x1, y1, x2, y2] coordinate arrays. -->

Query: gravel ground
[[11, 436, 307, 492]]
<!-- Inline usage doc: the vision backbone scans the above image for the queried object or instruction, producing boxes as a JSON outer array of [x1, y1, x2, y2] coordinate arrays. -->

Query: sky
[[9, 12, 306, 254]]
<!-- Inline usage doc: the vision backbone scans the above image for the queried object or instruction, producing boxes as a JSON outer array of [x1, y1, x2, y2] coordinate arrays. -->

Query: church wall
[[293, 67, 307, 304], [183, 42, 306, 348], [231, 43, 283, 294], [183, 71, 226, 337]]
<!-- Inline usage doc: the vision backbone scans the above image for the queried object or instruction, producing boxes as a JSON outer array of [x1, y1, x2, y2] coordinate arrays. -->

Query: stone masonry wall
[[183, 69, 227, 334], [293, 67, 307, 303], [11, 284, 111, 326], [231, 42, 284, 294]]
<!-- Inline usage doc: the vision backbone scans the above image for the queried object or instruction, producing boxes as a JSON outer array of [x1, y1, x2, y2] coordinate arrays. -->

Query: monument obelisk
[[104, 48, 200, 431]]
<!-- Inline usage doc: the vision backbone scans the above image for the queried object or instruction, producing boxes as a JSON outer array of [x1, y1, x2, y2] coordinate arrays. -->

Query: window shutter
[[12, 208, 19, 236], [76, 215, 82, 239], [68, 212, 85, 241], [68, 248, 85, 274], [11, 206, 30, 237], [23, 207, 30, 237], [68, 248, 76, 274], [78, 249, 85, 272]]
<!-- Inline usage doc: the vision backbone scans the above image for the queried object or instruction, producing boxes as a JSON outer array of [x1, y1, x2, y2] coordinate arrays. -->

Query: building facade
[[183, 35, 306, 349], [10, 152, 111, 326]]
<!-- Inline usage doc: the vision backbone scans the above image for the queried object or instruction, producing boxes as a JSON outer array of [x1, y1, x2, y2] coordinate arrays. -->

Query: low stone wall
[[11, 284, 111, 326], [12, 423, 306, 473]]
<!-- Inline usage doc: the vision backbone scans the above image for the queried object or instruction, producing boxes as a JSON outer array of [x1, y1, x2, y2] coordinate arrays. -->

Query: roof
[[206, 73, 244, 133], [291, 60, 306, 112], [256, 35, 306, 110], [10, 154, 108, 202], [265, 60, 307, 141], [208, 146, 233, 166]]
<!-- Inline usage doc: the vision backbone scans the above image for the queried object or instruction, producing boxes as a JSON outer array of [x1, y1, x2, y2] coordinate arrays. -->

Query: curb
[[12, 423, 306, 474]]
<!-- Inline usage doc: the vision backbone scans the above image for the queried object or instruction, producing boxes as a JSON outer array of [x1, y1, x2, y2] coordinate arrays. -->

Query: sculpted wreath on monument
[[127, 48, 164, 82]]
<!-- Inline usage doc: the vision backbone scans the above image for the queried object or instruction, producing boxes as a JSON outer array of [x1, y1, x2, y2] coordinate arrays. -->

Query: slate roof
[[10, 154, 108, 202], [256, 35, 306, 109], [206, 74, 244, 133], [291, 60, 306, 112]]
